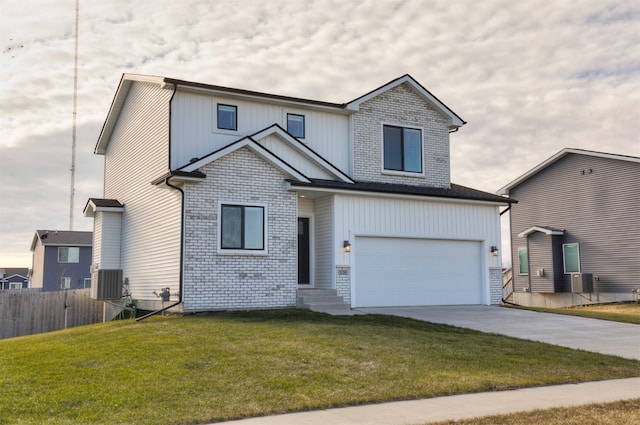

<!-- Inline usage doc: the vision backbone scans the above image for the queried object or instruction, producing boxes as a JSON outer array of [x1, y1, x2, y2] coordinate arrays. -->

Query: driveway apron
[[357, 305, 640, 360]]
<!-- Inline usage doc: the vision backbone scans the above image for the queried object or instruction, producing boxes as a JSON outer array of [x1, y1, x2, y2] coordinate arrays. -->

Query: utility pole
[[69, 0, 79, 230]]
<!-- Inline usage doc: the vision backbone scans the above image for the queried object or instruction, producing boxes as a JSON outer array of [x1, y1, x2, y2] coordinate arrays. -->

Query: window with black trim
[[383, 125, 422, 173], [217, 104, 237, 130], [287, 114, 305, 138], [221, 205, 265, 250], [58, 247, 79, 263]]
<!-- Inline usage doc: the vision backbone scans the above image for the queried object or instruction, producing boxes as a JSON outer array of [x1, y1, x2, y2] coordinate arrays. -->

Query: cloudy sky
[[1, 0, 639, 267]]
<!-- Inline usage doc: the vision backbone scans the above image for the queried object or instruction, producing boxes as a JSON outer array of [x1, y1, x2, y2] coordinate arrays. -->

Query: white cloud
[[1, 0, 639, 266]]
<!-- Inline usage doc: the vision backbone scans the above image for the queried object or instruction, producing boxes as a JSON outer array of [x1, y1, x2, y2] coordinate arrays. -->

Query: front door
[[297, 217, 310, 284]]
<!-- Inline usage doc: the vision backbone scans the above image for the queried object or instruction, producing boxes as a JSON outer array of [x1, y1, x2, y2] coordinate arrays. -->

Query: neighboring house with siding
[[84, 73, 513, 312], [0, 268, 29, 289], [29, 230, 93, 291], [498, 148, 640, 307]]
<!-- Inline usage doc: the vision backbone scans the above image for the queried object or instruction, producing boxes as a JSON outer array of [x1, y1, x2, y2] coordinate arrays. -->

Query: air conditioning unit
[[571, 273, 593, 293], [92, 269, 123, 300]]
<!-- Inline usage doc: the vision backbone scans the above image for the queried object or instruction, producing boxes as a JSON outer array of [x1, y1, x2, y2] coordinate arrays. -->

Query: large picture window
[[563, 243, 580, 274], [383, 125, 422, 173], [221, 205, 265, 250], [217, 104, 237, 130], [518, 247, 529, 275], [58, 247, 79, 263]]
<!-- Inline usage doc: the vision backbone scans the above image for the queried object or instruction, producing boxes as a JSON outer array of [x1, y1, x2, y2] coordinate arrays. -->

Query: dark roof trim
[[289, 179, 516, 204], [151, 170, 207, 186]]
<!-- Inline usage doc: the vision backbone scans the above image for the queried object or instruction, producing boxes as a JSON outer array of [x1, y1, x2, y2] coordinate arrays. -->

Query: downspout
[[137, 83, 183, 321], [136, 176, 184, 321]]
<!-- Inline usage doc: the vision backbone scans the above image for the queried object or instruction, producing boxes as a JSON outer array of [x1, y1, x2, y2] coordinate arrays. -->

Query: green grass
[[428, 398, 640, 424], [1, 309, 639, 425], [506, 302, 640, 324]]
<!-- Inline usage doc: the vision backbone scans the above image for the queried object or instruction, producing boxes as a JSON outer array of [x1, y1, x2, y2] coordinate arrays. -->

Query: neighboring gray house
[[30, 230, 93, 291], [85, 73, 513, 312], [498, 148, 640, 307], [0, 268, 29, 289]]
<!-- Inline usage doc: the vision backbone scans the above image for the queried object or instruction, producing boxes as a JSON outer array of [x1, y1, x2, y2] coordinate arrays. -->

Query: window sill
[[382, 170, 425, 178], [217, 249, 268, 256]]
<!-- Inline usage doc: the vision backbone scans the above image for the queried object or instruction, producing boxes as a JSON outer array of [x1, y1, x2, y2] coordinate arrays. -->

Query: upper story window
[[563, 243, 580, 274], [383, 125, 422, 173], [58, 247, 80, 263], [287, 114, 305, 139], [217, 104, 237, 131], [220, 204, 265, 251]]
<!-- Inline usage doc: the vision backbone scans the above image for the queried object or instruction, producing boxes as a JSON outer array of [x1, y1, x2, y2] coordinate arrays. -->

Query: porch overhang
[[517, 226, 565, 238]]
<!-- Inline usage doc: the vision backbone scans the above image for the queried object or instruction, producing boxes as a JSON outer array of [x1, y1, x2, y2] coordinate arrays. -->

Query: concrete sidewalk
[[215, 377, 640, 425]]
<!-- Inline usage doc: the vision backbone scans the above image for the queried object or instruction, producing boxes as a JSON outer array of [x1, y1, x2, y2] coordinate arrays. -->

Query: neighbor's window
[[217, 104, 237, 130], [58, 247, 80, 263], [61, 277, 71, 289], [221, 205, 265, 250], [518, 247, 529, 275], [383, 125, 422, 173], [287, 114, 305, 138], [9, 282, 22, 289], [563, 243, 580, 274], [84, 278, 92, 289]]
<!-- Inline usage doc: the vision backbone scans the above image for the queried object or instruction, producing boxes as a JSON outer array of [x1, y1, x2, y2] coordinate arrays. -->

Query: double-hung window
[[61, 277, 71, 289], [217, 104, 237, 131], [562, 243, 580, 274], [221, 204, 265, 251], [518, 247, 529, 275], [58, 247, 79, 263], [383, 125, 422, 173], [287, 114, 305, 139]]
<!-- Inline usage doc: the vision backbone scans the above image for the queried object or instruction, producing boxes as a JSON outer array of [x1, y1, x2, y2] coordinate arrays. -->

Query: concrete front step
[[296, 288, 352, 313]]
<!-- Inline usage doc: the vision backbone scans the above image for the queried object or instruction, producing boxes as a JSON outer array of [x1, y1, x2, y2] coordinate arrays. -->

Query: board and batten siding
[[103, 81, 182, 304], [333, 194, 503, 303], [256, 135, 335, 180], [95, 212, 122, 269], [170, 91, 351, 172], [313, 196, 334, 289], [510, 153, 640, 294]]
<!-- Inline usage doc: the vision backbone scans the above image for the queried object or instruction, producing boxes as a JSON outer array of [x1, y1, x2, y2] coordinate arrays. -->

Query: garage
[[354, 237, 483, 307]]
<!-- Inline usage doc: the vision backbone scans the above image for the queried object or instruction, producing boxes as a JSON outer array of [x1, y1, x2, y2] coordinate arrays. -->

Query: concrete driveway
[[357, 305, 640, 360]]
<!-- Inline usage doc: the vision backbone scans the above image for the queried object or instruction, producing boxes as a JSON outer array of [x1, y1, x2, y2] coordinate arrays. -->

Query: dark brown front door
[[298, 217, 310, 284]]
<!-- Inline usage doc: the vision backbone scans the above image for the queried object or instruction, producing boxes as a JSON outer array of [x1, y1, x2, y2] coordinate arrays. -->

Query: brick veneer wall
[[489, 267, 503, 305], [353, 83, 451, 188], [181, 147, 298, 311]]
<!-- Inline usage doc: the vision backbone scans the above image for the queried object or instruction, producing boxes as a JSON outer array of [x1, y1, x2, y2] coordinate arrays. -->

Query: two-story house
[[498, 148, 639, 307], [29, 230, 93, 291], [0, 268, 29, 290], [84, 74, 513, 313]]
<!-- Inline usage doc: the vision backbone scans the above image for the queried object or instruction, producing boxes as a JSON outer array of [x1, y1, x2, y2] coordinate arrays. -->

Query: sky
[[1, 0, 639, 268]]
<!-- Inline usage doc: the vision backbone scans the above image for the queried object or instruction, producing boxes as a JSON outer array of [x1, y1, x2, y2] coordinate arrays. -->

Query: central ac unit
[[92, 269, 123, 300], [571, 273, 593, 293]]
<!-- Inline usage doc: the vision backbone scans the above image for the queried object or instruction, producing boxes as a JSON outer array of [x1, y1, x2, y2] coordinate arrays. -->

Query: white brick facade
[[181, 147, 298, 311], [489, 267, 503, 305], [352, 83, 451, 189]]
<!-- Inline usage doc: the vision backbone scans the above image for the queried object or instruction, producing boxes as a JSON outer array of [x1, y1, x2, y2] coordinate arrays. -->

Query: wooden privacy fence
[[0, 289, 104, 339]]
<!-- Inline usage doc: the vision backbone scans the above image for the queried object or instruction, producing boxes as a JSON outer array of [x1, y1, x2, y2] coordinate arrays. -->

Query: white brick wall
[[335, 265, 351, 304], [353, 83, 451, 188], [489, 267, 503, 305], [181, 147, 298, 311]]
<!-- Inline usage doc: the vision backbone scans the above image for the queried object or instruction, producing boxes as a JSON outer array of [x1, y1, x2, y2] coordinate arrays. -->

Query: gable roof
[[498, 148, 640, 195], [177, 135, 312, 183], [95, 73, 465, 154], [517, 226, 565, 238], [83, 198, 125, 217], [30, 230, 93, 251], [345, 74, 466, 130], [0, 268, 29, 280], [289, 179, 515, 205]]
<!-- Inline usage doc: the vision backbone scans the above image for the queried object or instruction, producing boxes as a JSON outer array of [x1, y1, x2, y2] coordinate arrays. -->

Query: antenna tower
[[69, 0, 79, 230]]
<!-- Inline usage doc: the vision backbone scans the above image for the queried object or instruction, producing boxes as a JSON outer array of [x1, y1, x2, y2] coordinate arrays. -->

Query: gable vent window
[[217, 104, 237, 131], [383, 125, 422, 173], [287, 114, 305, 139]]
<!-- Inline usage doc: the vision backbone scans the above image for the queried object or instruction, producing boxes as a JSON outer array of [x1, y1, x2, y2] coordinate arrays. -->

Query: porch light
[[343, 240, 351, 252], [490, 246, 499, 256]]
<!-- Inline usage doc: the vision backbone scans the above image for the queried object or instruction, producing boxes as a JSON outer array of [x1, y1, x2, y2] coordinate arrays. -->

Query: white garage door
[[354, 237, 483, 307]]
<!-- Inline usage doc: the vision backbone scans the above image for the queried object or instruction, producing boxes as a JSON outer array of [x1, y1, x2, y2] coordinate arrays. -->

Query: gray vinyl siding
[[527, 232, 555, 293], [314, 196, 334, 289], [510, 153, 640, 294], [103, 81, 181, 302]]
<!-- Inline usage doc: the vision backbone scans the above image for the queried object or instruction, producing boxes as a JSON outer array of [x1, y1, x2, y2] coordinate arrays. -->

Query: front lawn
[[1, 309, 638, 425], [429, 398, 640, 425], [507, 302, 640, 324]]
